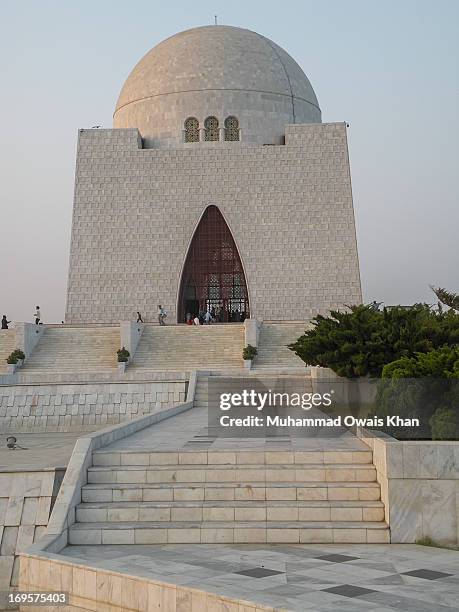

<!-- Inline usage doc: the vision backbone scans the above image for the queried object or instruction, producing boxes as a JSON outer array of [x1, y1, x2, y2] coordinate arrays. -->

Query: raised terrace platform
[[60, 542, 459, 611], [0, 321, 307, 382]]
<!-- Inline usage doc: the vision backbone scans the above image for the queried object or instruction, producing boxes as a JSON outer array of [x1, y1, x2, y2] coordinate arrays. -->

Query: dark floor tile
[[322, 584, 376, 598], [235, 567, 285, 578], [402, 569, 453, 580], [317, 554, 360, 563]]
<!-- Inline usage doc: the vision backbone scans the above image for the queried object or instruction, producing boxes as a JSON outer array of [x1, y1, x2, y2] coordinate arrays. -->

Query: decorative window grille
[[224, 116, 240, 141], [184, 117, 199, 142], [178, 205, 249, 323], [204, 116, 219, 141]]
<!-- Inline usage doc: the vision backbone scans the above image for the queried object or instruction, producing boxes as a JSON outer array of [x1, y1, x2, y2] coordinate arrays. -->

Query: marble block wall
[[359, 432, 459, 546], [0, 381, 187, 433], [66, 123, 362, 323], [0, 469, 64, 590], [19, 553, 275, 612]]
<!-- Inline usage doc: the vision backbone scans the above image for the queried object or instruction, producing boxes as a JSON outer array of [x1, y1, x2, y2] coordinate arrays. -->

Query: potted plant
[[12, 349, 25, 368], [242, 344, 257, 370], [6, 349, 25, 374], [117, 346, 130, 374]]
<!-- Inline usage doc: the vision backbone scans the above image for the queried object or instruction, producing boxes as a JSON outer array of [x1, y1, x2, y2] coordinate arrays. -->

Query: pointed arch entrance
[[178, 206, 250, 323]]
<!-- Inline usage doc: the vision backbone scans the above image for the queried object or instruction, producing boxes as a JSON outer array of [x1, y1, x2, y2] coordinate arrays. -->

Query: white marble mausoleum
[[65, 25, 362, 324]]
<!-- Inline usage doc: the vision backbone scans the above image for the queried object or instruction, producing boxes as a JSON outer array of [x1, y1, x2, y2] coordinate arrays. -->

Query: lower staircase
[[70, 448, 389, 545]]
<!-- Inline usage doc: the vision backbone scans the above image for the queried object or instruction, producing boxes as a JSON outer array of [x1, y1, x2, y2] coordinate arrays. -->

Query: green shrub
[[243, 345, 258, 360], [374, 346, 459, 439], [289, 304, 459, 379], [382, 345, 459, 379], [6, 349, 25, 364], [430, 406, 459, 440], [117, 347, 130, 363]]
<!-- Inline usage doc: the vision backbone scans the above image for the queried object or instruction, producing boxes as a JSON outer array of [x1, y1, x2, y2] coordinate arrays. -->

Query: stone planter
[[244, 359, 252, 371], [16, 359, 24, 368], [117, 361, 127, 375], [6, 363, 16, 375]]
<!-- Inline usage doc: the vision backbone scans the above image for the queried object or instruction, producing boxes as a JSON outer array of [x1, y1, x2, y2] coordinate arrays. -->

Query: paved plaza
[[63, 542, 459, 611], [0, 432, 80, 470], [102, 405, 369, 452]]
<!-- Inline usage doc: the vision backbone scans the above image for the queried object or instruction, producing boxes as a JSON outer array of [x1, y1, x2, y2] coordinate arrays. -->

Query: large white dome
[[114, 25, 321, 148]]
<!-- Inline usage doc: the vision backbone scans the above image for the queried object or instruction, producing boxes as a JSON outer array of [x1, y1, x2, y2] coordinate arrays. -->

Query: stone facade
[[0, 381, 187, 432], [66, 122, 361, 323]]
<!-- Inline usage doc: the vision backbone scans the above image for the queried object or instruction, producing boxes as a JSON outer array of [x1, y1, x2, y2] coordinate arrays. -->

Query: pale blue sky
[[1, 0, 458, 322]]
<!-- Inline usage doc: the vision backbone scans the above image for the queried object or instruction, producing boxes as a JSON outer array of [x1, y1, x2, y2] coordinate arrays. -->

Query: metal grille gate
[[178, 206, 250, 323]]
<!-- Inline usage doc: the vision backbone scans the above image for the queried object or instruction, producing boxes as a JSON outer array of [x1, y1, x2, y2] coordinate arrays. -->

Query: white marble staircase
[[129, 324, 245, 371], [0, 328, 16, 373], [20, 325, 120, 373], [70, 449, 390, 545], [252, 322, 309, 372]]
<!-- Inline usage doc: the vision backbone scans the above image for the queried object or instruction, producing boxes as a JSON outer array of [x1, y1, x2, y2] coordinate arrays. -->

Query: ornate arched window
[[204, 116, 219, 141], [224, 116, 240, 141], [184, 117, 199, 143], [178, 205, 250, 323]]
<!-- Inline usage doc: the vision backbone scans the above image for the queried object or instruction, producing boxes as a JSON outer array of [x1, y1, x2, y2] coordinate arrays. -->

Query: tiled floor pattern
[[104, 406, 369, 452], [62, 543, 459, 611]]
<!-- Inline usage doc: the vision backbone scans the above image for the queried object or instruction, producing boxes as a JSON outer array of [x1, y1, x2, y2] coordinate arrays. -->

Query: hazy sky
[[1, 0, 458, 323]]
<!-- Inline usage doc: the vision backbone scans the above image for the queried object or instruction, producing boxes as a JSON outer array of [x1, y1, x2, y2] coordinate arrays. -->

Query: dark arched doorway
[[178, 206, 250, 323]]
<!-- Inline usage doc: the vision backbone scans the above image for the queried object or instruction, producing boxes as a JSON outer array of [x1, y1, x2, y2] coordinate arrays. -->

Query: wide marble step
[[87, 463, 377, 484], [92, 449, 373, 466], [69, 520, 390, 544], [75, 499, 385, 523], [82, 481, 382, 503]]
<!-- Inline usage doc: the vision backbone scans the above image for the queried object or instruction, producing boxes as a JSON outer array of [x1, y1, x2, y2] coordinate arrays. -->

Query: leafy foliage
[[431, 286, 459, 311], [117, 347, 130, 363], [289, 304, 458, 378], [381, 345, 459, 379], [6, 349, 25, 364], [243, 344, 258, 360], [375, 346, 459, 439]]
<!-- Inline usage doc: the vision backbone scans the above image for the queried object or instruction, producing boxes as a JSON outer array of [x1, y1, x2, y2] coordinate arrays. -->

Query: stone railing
[[119, 320, 144, 360]]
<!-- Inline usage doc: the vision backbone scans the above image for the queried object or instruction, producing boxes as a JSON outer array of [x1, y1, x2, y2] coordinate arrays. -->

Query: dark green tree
[[289, 304, 457, 378], [375, 346, 459, 440], [431, 286, 459, 311]]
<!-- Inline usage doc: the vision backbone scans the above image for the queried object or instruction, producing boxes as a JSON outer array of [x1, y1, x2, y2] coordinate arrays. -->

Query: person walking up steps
[[34, 306, 41, 325], [1, 315, 11, 330], [157, 305, 167, 326]]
